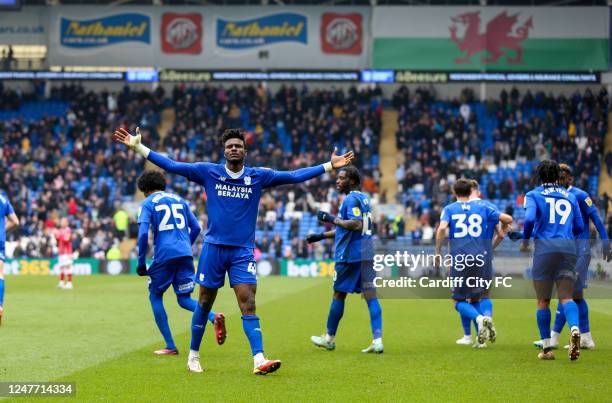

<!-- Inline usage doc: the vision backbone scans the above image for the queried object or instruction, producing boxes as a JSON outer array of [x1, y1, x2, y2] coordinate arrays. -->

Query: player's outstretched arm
[[113, 127, 201, 181], [136, 222, 149, 276], [263, 147, 354, 188]]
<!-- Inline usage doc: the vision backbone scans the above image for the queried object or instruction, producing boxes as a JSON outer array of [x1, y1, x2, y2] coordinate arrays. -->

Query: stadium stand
[[393, 86, 609, 242]]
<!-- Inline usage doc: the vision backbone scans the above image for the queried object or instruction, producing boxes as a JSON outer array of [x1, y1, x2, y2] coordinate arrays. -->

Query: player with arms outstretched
[[533, 163, 611, 350], [56, 218, 74, 289], [436, 179, 513, 347], [509, 160, 584, 360], [306, 167, 382, 353], [113, 127, 353, 375], [0, 192, 19, 326], [137, 171, 226, 355]]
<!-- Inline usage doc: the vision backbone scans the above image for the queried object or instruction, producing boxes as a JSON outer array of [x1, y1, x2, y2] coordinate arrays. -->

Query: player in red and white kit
[[55, 218, 74, 290]]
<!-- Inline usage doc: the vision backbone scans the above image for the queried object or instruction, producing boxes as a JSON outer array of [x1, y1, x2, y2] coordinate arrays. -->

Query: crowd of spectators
[[3, 82, 610, 260], [1, 82, 163, 258], [393, 86, 610, 239]]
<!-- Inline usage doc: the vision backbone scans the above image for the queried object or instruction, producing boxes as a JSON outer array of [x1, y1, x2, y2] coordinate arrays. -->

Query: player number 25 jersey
[[138, 191, 199, 264]]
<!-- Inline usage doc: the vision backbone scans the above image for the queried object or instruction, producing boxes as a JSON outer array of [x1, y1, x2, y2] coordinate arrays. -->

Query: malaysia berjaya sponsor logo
[[216, 13, 307, 49], [60, 13, 150, 48]]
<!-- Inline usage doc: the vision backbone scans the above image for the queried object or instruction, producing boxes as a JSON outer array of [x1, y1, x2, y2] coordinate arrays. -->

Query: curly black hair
[[220, 128, 246, 147], [342, 166, 361, 188], [535, 160, 559, 185], [137, 170, 166, 194]]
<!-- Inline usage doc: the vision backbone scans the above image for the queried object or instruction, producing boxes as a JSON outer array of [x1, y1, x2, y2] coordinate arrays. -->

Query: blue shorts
[[0, 241, 5, 261], [573, 252, 591, 294], [451, 264, 488, 300], [196, 243, 257, 289], [333, 261, 374, 294], [148, 256, 195, 295], [532, 252, 577, 282]]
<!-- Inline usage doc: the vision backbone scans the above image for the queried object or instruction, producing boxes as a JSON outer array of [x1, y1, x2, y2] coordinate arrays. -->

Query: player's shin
[[149, 293, 176, 350], [326, 299, 345, 341], [560, 300, 579, 332], [366, 298, 382, 341], [536, 308, 552, 350], [0, 276, 5, 307], [241, 316, 264, 363], [190, 303, 210, 352], [552, 303, 566, 334], [479, 298, 493, 317], [576, 299, 590, 333]]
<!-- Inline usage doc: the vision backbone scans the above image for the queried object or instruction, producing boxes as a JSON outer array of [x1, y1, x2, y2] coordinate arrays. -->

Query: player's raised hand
[[330, 147, 354, 169], [113, 126, 142, 149]]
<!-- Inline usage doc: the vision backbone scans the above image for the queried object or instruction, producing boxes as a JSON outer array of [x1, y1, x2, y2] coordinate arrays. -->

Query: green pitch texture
[[1, 276, 611, 402]]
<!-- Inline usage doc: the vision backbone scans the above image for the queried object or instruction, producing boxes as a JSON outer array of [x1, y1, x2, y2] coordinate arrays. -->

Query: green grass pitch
[[1, 276, 612, 402]]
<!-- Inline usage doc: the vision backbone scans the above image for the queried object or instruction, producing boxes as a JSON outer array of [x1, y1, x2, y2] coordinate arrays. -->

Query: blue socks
[[455, 301, 480, 321], [461, 314, 472, 336], [242, 315, 264, 355], [479, 298, 493, 317], [326, 299, 345, 336], [149, 292, 176, 350], [552, 305, 565, 333], [366, 298, 382, 339], [536, 308, 551, 340], [0, 278, 5, 306], [561, 300, 579, 330], [177, 294, 216, 323], [553, 299, 589, 334], [577, 299, 590, 333], [176, 294, 197, 311], [190, 303, 210, 351]]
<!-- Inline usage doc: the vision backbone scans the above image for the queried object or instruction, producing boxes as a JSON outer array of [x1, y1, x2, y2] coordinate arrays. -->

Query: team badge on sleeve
[[352, 207, 361, 216], [585, 197, 593, 207]]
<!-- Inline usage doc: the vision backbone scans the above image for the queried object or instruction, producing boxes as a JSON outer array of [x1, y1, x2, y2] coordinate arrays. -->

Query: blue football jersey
[[524, 185, 583, 240], [567, 186, 598, 240], [440, 199, 500, 256], [334, 191, 373, 263], [0, 193, 15, 243], [138, 191, 199, 265], [147, 151, 326, 248]]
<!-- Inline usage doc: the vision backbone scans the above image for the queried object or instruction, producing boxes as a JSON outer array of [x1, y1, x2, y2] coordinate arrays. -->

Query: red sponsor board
[[321, 13, 362, 55], [161, 13, 202, 54]]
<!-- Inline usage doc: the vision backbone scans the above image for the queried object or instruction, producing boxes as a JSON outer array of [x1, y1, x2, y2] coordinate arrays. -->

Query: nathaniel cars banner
[[372, 6, 609, 71], [47, 6, 370, 69]]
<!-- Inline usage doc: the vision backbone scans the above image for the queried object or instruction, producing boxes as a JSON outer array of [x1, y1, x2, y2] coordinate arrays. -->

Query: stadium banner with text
[[48, 7, 156, 67], [0, 6, 47, 45], [279, 259, 336, 278], [3, 258, 98, 276], [47, 6, 370, 69], [372, 6, 609, 71]]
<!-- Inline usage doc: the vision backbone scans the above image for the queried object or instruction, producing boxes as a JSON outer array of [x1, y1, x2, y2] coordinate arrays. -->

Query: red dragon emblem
[[450, 11, 534, 65]]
